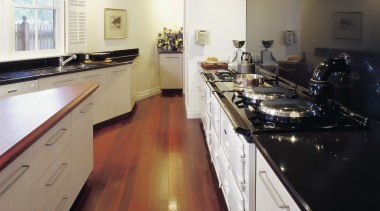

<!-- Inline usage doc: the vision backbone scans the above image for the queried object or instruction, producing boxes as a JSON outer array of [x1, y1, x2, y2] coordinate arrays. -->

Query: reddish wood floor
[[71, 93, 227, 211]]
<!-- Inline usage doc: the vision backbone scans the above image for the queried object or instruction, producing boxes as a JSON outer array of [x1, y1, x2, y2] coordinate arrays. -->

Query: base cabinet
[[0, 93, 94, 211], [159, 53, 183, 89], [108, 65, 132, 118], [256, 150, 300, 211]]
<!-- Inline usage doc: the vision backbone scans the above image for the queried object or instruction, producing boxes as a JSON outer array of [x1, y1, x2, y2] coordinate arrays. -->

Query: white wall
[[184, 0, 246, 118], [87, 0, 184, 100], [246, 0, 300, 61]]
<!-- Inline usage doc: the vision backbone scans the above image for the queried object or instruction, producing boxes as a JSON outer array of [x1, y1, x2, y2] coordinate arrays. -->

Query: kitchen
[[1, 0, 380, 211]]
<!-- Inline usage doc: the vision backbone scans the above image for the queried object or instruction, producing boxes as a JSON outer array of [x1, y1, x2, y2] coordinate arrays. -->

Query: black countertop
[[0, 54, 138, 85], [253, 120, 380, 211]]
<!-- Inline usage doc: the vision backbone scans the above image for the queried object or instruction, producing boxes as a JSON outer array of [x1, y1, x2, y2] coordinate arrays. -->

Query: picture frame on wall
[[333, 12, 362, 40], [104, 8, 127, 39]]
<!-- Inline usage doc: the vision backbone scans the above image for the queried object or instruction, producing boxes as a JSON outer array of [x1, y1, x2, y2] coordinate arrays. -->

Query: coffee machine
[[228, 40, 245, 70], [261, 40, 277, 65]]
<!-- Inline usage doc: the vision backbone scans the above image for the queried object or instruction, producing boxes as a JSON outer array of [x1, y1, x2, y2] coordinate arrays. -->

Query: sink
[[30, 64, 92, 75]]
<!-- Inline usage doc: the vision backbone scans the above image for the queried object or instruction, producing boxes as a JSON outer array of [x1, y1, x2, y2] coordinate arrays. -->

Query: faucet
[[59, 54, 77, 67], [309, 53, 351, 104]]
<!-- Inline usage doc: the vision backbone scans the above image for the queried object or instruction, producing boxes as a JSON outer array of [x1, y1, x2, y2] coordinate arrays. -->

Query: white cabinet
[[256, 150, 300, 211], [107, 65, 132, 118], [0, 148, 32, 211], [0, 91, 94, 211], [71, 95, 94, 200], [159, 53, 183, 89], [0, 80, 38, 98], [38, 73, 78, 90], [78, 69, 108, 124]]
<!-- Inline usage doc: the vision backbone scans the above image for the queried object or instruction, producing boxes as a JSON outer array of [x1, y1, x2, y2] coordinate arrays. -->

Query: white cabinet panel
[[0, 80, 38, 98], [159, 53, 183, 89], [78, 69, 108, 124], [107, 65, 131, 118], [256, 150, 300, 211], [0, 148, 32, 211], [71, 95, 93, 200], [38, 74, 78, 90]]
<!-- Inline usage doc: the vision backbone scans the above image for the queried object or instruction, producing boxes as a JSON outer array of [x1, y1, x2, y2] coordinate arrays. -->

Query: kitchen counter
[[254, 121, 380, 211], [0, 82, 98, 171], [0, 54, 138, 86], [199, 64, 380, 210]]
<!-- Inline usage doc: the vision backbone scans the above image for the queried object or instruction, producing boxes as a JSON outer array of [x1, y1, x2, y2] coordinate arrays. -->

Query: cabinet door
[[159, 53, 183, 89], [78, 69, 108, 124], [71, 96, 94, 198], [256, 150, 300, 211], [107, 65, 131, 118], [0, 148, 32, 211], [38, 73, 78, 91]]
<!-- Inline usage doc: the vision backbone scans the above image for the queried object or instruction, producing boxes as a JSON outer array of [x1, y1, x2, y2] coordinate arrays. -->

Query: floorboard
[[71, 93, 227, 211]]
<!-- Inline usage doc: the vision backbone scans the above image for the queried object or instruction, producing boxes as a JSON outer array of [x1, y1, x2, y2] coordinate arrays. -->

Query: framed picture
[[104, 8, 127, 39], [333, 12, 362, 40]]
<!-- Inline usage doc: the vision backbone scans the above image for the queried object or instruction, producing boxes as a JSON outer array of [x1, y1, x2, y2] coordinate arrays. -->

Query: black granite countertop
[[252, 120, 380, 211], [0, 50, 139, 85]]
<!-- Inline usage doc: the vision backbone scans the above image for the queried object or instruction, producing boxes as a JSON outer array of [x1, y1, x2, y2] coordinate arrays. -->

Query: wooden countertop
[[0, 82, 99, 171]]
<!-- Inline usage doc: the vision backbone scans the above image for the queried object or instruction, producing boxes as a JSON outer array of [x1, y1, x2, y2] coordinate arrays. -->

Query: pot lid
[[259, 99, 320, 118], [243, 86, 295, 104]]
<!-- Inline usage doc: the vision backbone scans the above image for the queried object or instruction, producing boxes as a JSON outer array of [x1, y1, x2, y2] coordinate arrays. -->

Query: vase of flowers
[[157, 27, 183, 53]]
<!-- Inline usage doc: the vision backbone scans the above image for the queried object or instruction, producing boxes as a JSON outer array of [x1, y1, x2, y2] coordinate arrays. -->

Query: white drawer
[[32, 144, 72, 211], [30, 114, 72, 184], [221, 109, 234, 160], [219, 148, 230, 204], [229, 169, 245, 211], [229, 133, 246, 191]]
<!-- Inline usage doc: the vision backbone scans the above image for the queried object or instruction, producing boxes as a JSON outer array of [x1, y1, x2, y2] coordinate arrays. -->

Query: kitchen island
[[0, 82, 98, 210], [198, 63, 380, 211]]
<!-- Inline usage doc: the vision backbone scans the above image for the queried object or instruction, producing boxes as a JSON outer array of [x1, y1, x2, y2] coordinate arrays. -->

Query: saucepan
[[233, 73, 264, 88]]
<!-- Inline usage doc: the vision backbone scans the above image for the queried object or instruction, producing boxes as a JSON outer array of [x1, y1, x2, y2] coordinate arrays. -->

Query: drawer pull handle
[[112, 69, 127, 73], [165, 56, 180, 59], [0, 165, 29, 197], [56, 197, 68, 211], [259, 171, 290, 209], [46, 163, 68, 187], [7, 89, 18, 93], [224, 129, 227, 135], [53, 79, 74, 85], [45, 129, 67, 147], [80, 103, 93, 113], [83, 74, 101, 78]]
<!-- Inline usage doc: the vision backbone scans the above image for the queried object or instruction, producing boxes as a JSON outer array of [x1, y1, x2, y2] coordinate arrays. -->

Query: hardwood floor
[[71, 93, 227, 211]]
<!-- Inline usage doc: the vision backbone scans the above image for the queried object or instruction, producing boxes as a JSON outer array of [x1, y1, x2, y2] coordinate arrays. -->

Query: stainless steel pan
[[233, 73, 264, 88]]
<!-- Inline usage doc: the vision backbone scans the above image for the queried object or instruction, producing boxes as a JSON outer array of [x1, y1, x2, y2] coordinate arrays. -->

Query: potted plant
[[157, 27, 183, 53]]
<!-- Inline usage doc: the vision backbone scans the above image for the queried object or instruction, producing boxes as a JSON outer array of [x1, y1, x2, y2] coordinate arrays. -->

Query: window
[[14, 0, 57, 51], [0, 0, 64, 60]]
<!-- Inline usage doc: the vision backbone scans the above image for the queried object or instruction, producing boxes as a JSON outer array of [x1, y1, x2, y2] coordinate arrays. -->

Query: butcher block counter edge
[[0, 82, 99, 171]]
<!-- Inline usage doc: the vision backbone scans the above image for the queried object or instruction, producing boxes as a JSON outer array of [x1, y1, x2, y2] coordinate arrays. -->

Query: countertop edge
[[0, 82, 99, 171]]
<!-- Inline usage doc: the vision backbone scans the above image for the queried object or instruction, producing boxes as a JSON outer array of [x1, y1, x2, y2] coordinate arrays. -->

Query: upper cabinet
[[66, 0, 87, 53]]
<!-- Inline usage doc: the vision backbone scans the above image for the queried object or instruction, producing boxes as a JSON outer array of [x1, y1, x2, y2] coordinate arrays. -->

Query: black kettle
[[238, 52, 255, 74]]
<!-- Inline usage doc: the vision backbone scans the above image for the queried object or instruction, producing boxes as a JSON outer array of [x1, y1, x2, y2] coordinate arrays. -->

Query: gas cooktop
[[205, 72, 370, 135]]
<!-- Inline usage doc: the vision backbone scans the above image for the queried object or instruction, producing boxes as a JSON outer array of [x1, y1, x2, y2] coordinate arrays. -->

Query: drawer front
[[256, 151, 300, 211], [39, 74, 78, 91], [32, 144, 72, 211], [220, 110, 233, 160], [30, 114, 72, 184], [229, 133, 246, 190], [229, 169, 245, 211], [219, 148, 230, 203], [0, 149, 32, 210], [210, 94, 220, 138]]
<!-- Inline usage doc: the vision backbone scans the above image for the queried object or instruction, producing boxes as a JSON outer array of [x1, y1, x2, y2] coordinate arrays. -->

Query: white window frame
[[0, 0, 64, 62]]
